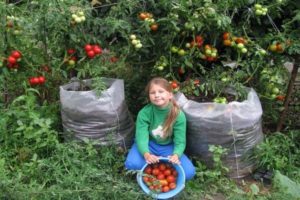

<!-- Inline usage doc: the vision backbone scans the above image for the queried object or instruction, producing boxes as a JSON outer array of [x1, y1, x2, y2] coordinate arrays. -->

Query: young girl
[[125, 77, 195, 180]]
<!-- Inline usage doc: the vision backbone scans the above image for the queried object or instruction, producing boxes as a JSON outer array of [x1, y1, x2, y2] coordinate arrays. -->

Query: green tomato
[[237, 43, 244, 49], [177, 49, 186, 56], [259, 49, 267, 55], [135, 43, 143, 49], [130, 34, 136, 40], [272, 87, 280, 94], [241, 48, 248, 53], [171, 46, 178, 53], [221, 77, 228, 82], [131, 39, 138, 45], [211, 52, 217, 58], [185, 43, 191, 48], [72, 14, 77, 19], [74, 17, 82, 23], [157, 66, 164, 71], [270, 94, 277, 99], [255, 9, 263, 16], [254, 4, 262, 9], [184, 22, 191, 30], [205, 49, 212, 55], [68, 60, 75, 66]]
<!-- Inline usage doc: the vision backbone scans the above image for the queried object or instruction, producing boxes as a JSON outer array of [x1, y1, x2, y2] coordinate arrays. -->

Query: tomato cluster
[[84, 44, 102, 59], [67, 48, 77, 66], [6, 50, 22, 69], [28, 76, 46, 86], [222, 32, 248, 54], [142, 162, 178, 193], [130, 34, 143, 49], [71, 11, 86, 25], [138, 12, 158, 32], [6, 15, 22, 35], [201, 44, 218, 62], [254, 4, 268, 16], [268, 42, 284, 53], [190, 35, 204, 48]]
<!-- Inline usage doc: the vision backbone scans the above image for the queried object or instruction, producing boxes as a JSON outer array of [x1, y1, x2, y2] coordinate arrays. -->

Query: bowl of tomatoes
[[136, 157, 185, 199]]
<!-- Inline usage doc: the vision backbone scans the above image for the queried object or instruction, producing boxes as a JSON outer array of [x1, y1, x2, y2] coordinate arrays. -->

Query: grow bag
[[59, 78, 134, 149], [175, 88, 264, 178]]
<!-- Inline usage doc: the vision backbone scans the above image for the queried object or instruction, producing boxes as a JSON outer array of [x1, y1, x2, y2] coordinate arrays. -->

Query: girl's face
[[149, 83, 173, 108]]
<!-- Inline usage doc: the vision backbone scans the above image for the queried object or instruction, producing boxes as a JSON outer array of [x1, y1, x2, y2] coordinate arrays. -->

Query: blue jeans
[[125, 140, 196, 180]]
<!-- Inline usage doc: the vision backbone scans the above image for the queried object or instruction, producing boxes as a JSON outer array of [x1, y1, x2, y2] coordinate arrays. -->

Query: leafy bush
[[253, 130, 300, 176]]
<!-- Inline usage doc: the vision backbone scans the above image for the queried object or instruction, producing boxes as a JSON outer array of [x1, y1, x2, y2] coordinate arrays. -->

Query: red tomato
[[170, 81, 178, 89], [152, 168, 160, 176], [139, 12, 148, 20], [7, 56, 17, 64], [11, 50, 22, 59], [195, 35, 203, 47], [157, 173, 165, 180], [29, 78, 35, 85], [150, 24, 158, 32], [162, 186, 170, 193], [7, 63, 15, 69], [222, 32, 230, 40], [166, 175, 176, 183], [67, 48, 76, 55], [149, 185, 155, 190], [144, 166, 152, 174], [206, 56, 216, 62], [86, 50, 95, 58], [93, 46, 102, 55], [110, 57, 118, 63], [38, 76, 46, 84], [276, 95, 285, 101], [276, 43, 284, 53], [172, 169, 178, 177], [178, 67, 184, 75], [158, 163, 166, 171], [159, 179, 168, 186], [235, 37, 246, 44], [169, 182, 176, 190], [32, 77, 40, 85], [143, 176, 149, 183], [84, 44, 93, 52], [163, 169, 172, 176], [70, 56, 77, 61], [194, 79, 200, 85]]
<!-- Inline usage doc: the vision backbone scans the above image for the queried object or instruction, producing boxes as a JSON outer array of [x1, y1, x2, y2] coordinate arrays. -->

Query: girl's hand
[[168, 154, 180, 165], [144, 152, 159, 164]]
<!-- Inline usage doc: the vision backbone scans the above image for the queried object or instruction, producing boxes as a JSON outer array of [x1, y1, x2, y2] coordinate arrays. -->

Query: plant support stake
[[276, 56, 299, 132]]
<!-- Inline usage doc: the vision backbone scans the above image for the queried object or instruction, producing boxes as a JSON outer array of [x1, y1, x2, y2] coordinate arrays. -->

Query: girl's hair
[[145, 77, 180, 137]]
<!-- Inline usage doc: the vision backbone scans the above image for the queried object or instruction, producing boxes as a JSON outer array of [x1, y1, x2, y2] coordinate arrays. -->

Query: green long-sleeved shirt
[[135, 103, 186, 157]]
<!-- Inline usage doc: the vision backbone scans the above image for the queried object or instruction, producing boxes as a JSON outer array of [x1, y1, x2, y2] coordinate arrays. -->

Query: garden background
[[1, 0, 300, 199]]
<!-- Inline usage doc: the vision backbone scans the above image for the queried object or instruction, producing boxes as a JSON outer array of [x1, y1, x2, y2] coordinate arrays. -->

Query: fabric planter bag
[[60, 78, 134, 150], [175, 88, 264, 178]]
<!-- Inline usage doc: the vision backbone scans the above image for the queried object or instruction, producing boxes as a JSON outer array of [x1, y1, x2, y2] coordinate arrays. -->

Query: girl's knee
[[184, 165, 196, 180], [125, 160, 140, 170], [125, 156, 145, 170]]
